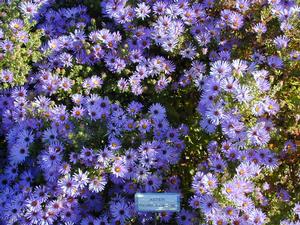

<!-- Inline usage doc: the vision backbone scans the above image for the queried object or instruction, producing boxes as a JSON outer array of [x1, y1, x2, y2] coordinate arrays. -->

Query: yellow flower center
[[115, 167, 121, 173]]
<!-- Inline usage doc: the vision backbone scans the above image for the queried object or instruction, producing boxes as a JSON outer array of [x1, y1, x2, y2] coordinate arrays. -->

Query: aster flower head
[[17, 30, 29, 43], [149, 103, 166, 120], [293, 203, 300, 217], [210, 60, 232, 78], [290, 50, 300, 61], [263, 97, 279, 115], [9, 19, 24, 31], [267, 55, 283, 69], [1, 69, 13, 83], [127, 101, 143, 115], [58, 174, 79, 197], [228, 12, 244, 30], [73, 169, 89, 189], [236, 0, 250, 12], [135, 2, 151, 20], [9, 143, 29, 164], [110, 200, 131, 222], [0, 40, 14, 53], [112, 162, 127, 178], [89, 175, 107, 193], [200, 194, 219, 215], [274, 35, 290, 49], [204, 77, 221, 96], [248, 122, 270, 146], [19, 1, 38, 17], [249, 209, 267, 225], [253, 23, 267, 34], [71, 106, 85, 118], [144, 175, 162, 192], [138, 119, 152, 133], [236, 161, 261, 179], [176, 209, 195, 225], [205, 102, 225, 125]]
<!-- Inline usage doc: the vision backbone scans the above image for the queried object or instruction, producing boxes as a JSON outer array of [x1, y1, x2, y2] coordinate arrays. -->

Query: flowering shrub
[[0, 0, 299, 225]]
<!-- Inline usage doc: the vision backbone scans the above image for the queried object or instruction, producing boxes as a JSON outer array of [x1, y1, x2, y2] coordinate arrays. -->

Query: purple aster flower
[[149, 103, 166, 120], [180, 43, 197, 59], [267, 56, 283, 69], [283, 140, 297, 153], [58, 174, 79, 197], [138, 119, 152, 133], [201, 173, 218, 192], [71, 106, 85, 118], [39, 147, 62, 171], [252, 51, 266, 64], [220, 75, 238, 93], [294, 203, 300, 217], [204, 77, 221, 96], [256, 78, 270, 92], [144, 175, 162, 192], [155, 76, 171, 92], [73, 169, 89, 189], [0, 40, 14, 53], [159, 211, 173, 223], [263, 97, 279, 115], [277, 188, 290, 202], [228, 12, 244, 30], [236, 162, 261, 179], [88, 175, 107, 193], [9, 19, 24, 31], [218, 50, 231, 61], [205, 102, 225, 125], [248, 122, 270, 146], [210, 156, 227, 173], [117, 78, 129, 92], [225, 148, 240, 161], [135, 2, 151, 20], [290, 50, 300, 61], [87, 75, 103, 90], [224, 206, 239, 219], [200, 194, 219, 215], [176, 209, 195, 225], [110, 201, 131, 222], [112, 162, 127, 178], [249, 209, 266, 225], [9, 143, 29, 164], [80, 147, 94, 162], [210, 215, 228, 225], [234, 85, 253, 103], [189, 195, 201, 209], [19, 1, 38, 17], [210, 60, 232, 78], [252, 101, 265, 116], [109, 137, 122, 151], [60, 77, 73, 91], [253, 23, 267, 34], [81, 216, 100, 225], [1, 69, 13, 83], [16, 30, 29, 43], [59, 52, 73, 67], [274, 35, 290, 49], [127, 101, 143, 116], [200, 118, 216, 134], [232, 59, 248, 75], [153, 1, 167, 15], [236, 0, 250, 12], [129, 49, 144, 63]]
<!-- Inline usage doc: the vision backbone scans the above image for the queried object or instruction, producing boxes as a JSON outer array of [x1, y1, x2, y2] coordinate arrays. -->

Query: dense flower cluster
[[189, 59, 282, 224], [0, 89, 189, 224], [0, 0, 299, 224]]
